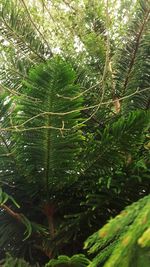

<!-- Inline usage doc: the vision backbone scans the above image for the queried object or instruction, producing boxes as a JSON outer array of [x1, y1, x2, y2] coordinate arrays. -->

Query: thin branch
[[0, 84, 41, 103], [0, 124, 70, 133], [72, 0, 110, 126], [1, 204, 21, 222], [0, 180, 16, 188], [123, 9, 150, 93], [20, 0, 53, 57], [56, 82, 100, 100], [109, 61, 116, 98], [0, 87, 149, 133], [62, 0, 77, 12], [0, 152, 13, 157], [72, 86, 150, 128], [1, 15, 45, 62], [41, 1, 66, 37]]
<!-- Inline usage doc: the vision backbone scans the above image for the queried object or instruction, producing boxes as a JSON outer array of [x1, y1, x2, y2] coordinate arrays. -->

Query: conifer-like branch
[[123, 9, 150, 93]]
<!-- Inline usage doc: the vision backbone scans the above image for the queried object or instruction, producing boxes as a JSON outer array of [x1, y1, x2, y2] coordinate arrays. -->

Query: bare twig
[[56, 82, 100, 100], [0, 87, 149, 133], [0, 84, 41, 102], [72, 0, 110, 126]]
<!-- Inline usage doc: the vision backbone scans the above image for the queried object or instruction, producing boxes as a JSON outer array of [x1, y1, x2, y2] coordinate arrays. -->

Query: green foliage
[[46, 254, 91, 267], [86, 110, 149, 172], [0, 0, 150, 266], [85, 195, 150, 267], [0, 253, 38, 267], [114, 0, 150, 110], [0, 0, 50, 61], [12, 57, 83, 192], [0, 187, 20, 207], [0, 57, 84, 262]]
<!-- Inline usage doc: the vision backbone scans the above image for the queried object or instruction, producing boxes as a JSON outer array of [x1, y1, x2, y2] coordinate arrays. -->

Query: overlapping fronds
[[84, 110, 150, 177], [0, 0, 51, 61], [0, 0, 150, 265], [0, 57, 84, 261], [48, 110, 149, 256], [0, 0, 52, 99]]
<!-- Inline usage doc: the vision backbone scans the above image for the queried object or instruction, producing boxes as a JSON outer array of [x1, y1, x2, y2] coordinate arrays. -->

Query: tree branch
[[1, 204, 22, 222], [20, 0, 53, 57], [123, 9, 150, 93], [0, 87, 149, 133]]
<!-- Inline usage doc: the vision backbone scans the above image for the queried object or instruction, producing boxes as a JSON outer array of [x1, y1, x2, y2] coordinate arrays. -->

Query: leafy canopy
[[0, 0, 150, 266]]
